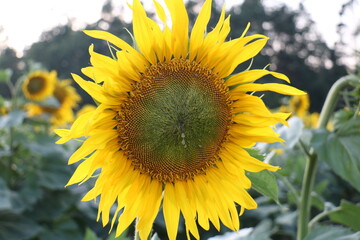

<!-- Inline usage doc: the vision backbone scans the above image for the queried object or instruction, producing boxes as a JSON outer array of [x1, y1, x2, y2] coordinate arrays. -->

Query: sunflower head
[[22, 70, 56, 101], [289, 95, 310, 118], [27, 78, 81, 127], [117, 58, 232, 182], [55, 0, 306, 239]]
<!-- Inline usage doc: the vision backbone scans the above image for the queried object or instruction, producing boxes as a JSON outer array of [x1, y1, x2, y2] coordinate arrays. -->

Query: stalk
[[296, 75, 360, 240]]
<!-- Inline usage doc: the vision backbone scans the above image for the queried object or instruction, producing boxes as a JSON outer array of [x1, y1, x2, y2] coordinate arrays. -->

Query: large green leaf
[[0, 179, 11, 211], [311, 118, 360, 192], [0, 110, 26, 129], [37, 154, 73, 190], [84, 228, 101, 240], [29, 190, 78, 222], [246, 149, 279, 203], [305, 225, 360, 240], [38, 217, 82, 240], [246, 170, 279, 203], [107, 229, 131, 240], [0, 211, 42, 240], [329, 200, 360, 231]]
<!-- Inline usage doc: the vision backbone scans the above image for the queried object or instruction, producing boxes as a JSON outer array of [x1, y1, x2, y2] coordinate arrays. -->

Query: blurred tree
[[0, 47, 22, 98], [187, 0, 347, 111], [24, 0, 347, 111], [24, 5, 132, 106]]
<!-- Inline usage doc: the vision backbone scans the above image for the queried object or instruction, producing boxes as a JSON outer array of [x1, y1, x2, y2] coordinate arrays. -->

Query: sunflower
[[27, 79, 81, 127], [55, 0, 305, 239], [289, 95, 310, 118], [22, 70, 56, 101], [281, 95, 318, 128]]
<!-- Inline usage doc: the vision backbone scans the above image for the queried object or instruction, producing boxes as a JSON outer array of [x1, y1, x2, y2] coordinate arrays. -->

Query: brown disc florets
[[117, 59, 232, 183]]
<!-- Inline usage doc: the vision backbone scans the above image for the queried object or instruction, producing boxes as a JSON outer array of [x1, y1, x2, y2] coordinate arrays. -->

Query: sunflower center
[[53, 86, 66, 104], [117, 59, 231, 182], [27, 77, 45, 94]]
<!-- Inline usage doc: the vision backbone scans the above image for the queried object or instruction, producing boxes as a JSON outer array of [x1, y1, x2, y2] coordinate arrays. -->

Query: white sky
[[0, 0, 359, 60]]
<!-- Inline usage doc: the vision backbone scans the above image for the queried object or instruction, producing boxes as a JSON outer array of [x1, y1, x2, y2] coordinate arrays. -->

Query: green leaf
[[0, 110, 26, 129], [0, 210, 42, 240], [107, 229, 131, 240], [246, 170, 279, 203], [24, 132, 68, 157], [0, 179, 12, 211], [305, 225, 360, 240], [0, 69, 12, 83], [30, 190, 78, 222], [333, 109, 355, 130], [38, 217, 82, 240], [311, 193, 325, 211], [37, 155, 72, 190], [329, 200, 360, 231], [238, 220, 272, 240], [311, 118, 360, 192], [84, 228, 101, 240], [246, 149, 279, 203]]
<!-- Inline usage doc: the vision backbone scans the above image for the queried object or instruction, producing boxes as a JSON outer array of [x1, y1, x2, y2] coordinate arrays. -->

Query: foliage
[[0, 0, 344, 111], [0, 69, 107, 240], [0, 1, 360, 240]]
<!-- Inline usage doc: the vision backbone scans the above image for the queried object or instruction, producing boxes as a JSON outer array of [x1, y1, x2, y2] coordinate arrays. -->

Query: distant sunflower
[[55, 0, 305, 239], [289, 95, 310, 118], [0, 106, 8, 116], [22, 70, 56, 101], [28, 79, 81, 127], [282, 95, 318, 128]]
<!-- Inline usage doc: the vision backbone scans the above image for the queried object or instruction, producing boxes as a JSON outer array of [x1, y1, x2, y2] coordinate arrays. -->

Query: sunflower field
[[1, 0, 360, 240]]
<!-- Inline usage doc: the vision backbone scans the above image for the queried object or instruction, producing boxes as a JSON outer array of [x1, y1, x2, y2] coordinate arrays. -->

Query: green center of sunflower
[[117, 59, 232, 182], [28, 77, 45, 94]]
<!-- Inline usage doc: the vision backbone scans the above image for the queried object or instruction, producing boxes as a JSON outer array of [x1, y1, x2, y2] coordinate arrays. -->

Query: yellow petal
[[83, 30, 146, 65], [153, 0, 167, 23], [165, 0, 189, 58], [133, 0, 157, 64], [216, 37, 269, 78], [137, 180, 162, 240], [223, 142, 279, 172], [226, 69, 290, 87], [72, 73, 123, 105], [232, 83, 306, 95], [175, 181, 199, 239], [189, 0, 212, 60], [66, 152, 97, 186], [163, 184, 180, 240]]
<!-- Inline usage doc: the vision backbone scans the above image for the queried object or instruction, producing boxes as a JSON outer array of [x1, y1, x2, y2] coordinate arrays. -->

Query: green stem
[[308, 206, 341, 230], [297, 151, 318, 240], [6, 127, 14, 185], [316, 75, 360, 129], [296, 75, 360, 240]]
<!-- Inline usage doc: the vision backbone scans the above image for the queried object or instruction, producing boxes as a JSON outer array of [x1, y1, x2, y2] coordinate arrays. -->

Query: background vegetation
[[0, 0, 359, 240]]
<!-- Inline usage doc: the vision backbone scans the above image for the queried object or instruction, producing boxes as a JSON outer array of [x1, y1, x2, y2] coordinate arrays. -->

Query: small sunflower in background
[[55, 0, 305, 239], [26, 77, 81, 128], [281, 95, 319, 128], [0, 106, 8, 116], [289, 95, 310, 118], [22, 70, 56, 101]]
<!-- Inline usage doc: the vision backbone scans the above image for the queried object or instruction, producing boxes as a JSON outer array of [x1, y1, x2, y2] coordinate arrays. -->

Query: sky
[[0, 0, 359, 61]]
